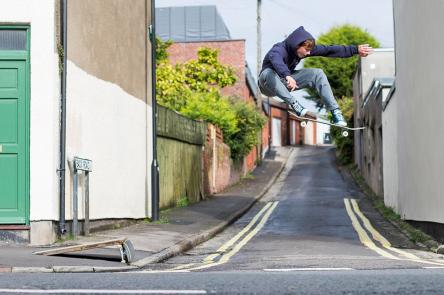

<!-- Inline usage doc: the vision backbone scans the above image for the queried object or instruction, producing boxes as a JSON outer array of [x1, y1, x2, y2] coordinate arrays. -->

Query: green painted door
[[0, 28, 29, 224]]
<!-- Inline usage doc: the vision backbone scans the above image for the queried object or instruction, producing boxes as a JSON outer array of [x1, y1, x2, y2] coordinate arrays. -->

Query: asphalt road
[[2, 146, 444, 294]]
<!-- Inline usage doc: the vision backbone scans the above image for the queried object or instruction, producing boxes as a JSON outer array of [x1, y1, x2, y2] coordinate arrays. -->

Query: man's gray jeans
[[258, 68, 339, 111]]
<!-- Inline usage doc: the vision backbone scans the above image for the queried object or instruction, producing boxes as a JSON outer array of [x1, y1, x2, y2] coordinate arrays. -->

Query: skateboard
[[288, 110, 365, 137], [34, 237, 136, 264]]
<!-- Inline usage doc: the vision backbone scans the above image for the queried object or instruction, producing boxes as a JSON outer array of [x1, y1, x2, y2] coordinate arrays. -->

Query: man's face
[[296, 46, 311, 58]]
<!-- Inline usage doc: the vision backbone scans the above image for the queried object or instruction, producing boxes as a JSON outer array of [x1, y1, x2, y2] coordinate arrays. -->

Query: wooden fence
[[157, 106, 207, 209]]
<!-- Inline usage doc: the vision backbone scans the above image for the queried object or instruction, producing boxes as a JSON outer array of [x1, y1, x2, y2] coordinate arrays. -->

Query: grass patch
[[56, 233, 75, 243], [348, 164, 436, 248], [176, 196, 189, 208], [142, 209, 171, 224], [241, 172, 255, 181]]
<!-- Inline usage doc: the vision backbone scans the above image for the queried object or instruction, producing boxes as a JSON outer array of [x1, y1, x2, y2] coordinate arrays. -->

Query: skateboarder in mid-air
[[258, 26, 373, 127]]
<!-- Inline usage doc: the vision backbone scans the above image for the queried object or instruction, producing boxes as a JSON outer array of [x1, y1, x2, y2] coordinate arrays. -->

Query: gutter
[[150, 0, 159, 221], [58, 0, 67, 235]]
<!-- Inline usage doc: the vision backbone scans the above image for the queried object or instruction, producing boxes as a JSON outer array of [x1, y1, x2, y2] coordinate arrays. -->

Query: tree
[[156, 36, 173, 65], [156, 38, 238, 111], [304, 24, 380, 100]]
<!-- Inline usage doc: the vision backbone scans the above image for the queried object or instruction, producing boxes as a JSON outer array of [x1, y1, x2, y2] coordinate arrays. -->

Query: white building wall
[[316, 119, 330, 145], [303, 121, 315, 145], [66, 61, 149, 219], [0, 0, 60, 221], [393, 0, 444, 222], [382, 95, 398, 212]]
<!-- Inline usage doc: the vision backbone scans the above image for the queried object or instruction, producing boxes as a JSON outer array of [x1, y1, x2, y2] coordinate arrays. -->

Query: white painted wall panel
[[393, 0, 444, 222], [0, 0, 60, 221], [382, 94, 398, 212], [66, 61, 149, 219]]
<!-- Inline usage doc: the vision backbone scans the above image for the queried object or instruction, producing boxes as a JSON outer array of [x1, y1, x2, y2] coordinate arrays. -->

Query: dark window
[[0, 30, 27, 51]]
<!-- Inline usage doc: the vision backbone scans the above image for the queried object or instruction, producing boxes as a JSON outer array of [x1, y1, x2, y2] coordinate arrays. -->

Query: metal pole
[[84, 172, 90, 236], [150, 0, 159, 221], [73, 170, 78, 238], [257, 0, 262, 90]]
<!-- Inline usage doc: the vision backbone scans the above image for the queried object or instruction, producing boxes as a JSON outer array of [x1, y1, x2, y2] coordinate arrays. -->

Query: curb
[[7, 149, 292, 273]]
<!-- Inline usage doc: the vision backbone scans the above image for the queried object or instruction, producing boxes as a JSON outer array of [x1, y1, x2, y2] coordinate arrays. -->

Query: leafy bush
[[329, 96, 354, 164], [156, 62, 191, 111], [225, 99, 267, 161], [156, 44, 237, 112], [181, 92, 266, 161], [180, 91, 239, 138]]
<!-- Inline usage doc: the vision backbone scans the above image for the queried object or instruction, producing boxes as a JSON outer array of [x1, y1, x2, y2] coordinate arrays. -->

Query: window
[[0, 30, 27, 51]]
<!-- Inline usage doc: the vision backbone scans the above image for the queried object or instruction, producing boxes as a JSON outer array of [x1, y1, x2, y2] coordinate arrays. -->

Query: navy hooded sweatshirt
[[261, 26, 359, 78]]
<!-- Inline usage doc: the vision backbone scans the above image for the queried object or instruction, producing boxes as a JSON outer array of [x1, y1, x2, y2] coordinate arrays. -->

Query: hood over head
[[284, 26, 315, 54]]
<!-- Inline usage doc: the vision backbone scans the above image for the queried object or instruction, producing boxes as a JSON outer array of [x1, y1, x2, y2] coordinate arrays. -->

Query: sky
[[157, 0, 394, 79]]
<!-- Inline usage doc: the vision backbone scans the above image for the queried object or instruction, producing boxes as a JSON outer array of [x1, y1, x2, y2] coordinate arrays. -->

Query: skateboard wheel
[[300, 121, 307, 128], [342, 131, 349, 137], [121, 240, 135, 263]]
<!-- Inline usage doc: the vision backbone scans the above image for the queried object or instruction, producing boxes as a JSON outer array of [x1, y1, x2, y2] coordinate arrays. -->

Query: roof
[[156, 6, 231, 42], [245, 63, 258, 100]]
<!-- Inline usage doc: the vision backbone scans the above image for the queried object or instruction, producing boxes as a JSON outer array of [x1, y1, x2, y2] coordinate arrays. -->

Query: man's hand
[[358, 44, 374, 57], [285, 76, 297, 91]]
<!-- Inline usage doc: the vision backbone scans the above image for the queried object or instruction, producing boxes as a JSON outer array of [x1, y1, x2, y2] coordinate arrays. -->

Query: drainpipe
[[58, 0, 68, 235], [150, 0, 159, 221]]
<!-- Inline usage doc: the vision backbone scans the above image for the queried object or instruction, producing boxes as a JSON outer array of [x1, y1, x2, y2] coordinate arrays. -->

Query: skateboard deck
[[288, 110, 365, 137], [33, 237, 135, 264]]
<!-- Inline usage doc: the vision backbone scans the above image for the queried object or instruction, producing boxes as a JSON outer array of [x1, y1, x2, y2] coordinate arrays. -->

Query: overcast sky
[[157, 0, 394, 79]]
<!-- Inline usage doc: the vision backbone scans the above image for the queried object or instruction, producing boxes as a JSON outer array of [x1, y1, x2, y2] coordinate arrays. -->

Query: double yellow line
[[173, 201, 279, 271], [344, 198, 444, 266]]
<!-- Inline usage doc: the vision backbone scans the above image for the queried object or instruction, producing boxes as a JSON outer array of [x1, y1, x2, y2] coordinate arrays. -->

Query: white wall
[[66, 61, 149, 219], [0, 0, 61, 221], [382, 94, 398, 212], [304, 121, 315, 145], [0, 0, 153, 223], [316, 119, 330, 145], [393, 0, 444, 222]]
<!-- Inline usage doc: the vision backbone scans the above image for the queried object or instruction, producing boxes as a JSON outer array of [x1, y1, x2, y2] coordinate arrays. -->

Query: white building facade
[[0, 0, 154, 245]]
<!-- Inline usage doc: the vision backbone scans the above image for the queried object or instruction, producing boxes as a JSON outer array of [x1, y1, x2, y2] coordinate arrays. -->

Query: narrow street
[[2, 146, 444, 294], [144, 146, 443, 273]]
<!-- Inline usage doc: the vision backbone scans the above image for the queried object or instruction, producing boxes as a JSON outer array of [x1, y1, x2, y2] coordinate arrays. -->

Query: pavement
[[0, 147, 292, 273]]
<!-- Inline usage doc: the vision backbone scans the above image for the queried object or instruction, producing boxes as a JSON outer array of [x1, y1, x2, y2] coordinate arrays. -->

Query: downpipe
[[58, 0, 68, 235], [150, 0, 159, 221]]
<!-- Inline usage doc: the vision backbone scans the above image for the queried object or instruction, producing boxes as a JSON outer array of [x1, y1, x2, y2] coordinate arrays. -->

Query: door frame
[[0, 25, 30, 224]]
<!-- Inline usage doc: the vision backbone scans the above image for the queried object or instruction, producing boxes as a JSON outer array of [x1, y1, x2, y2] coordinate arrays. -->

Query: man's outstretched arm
[[309, 44, 373, 58]]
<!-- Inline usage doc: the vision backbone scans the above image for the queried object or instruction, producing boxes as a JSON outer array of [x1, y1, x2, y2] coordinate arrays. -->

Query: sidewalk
[[0, 147, 292, 273]]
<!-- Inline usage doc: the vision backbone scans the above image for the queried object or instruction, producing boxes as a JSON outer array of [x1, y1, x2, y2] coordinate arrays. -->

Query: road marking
[[0, 290, 207, 294], [184, 201, 279, 271], [423, 266, 444, 269], [204, 202, 274, 263], [172, 202, 274, 271], [263, 267, 354, 272], [349, 198, 444, 266], [344, 198, 400, 260]]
